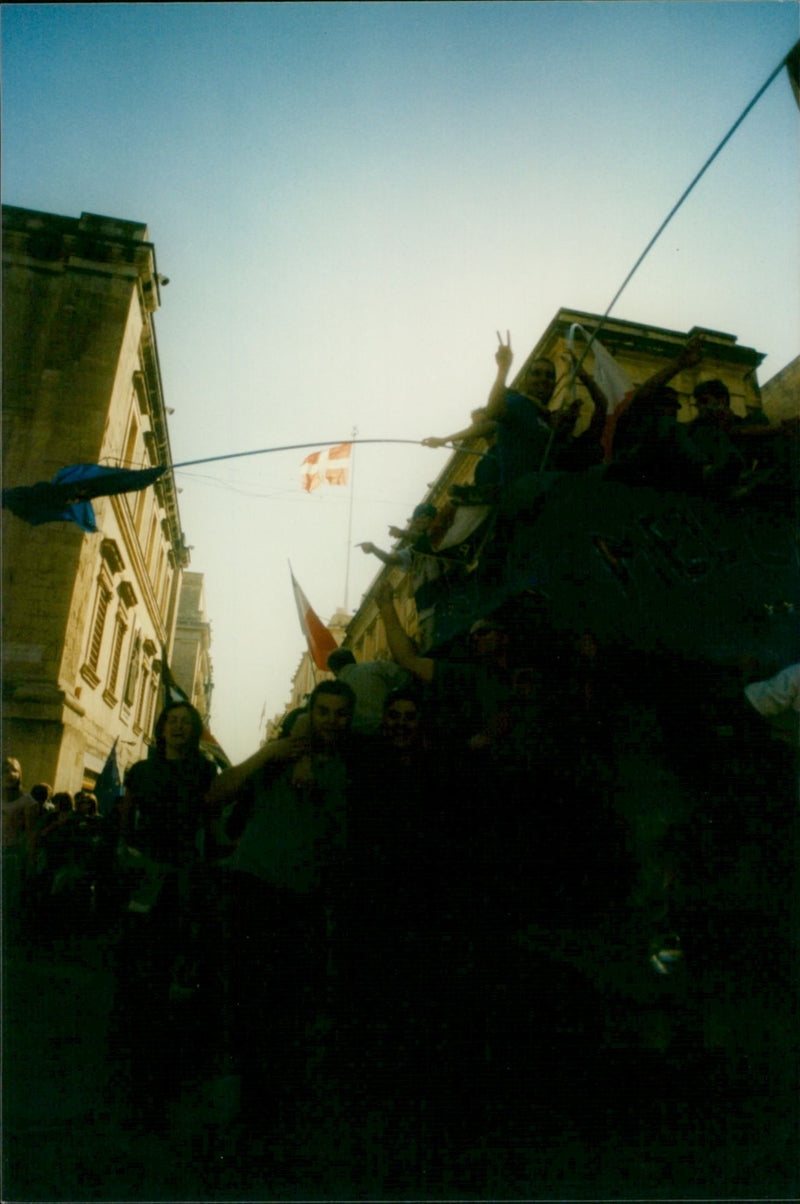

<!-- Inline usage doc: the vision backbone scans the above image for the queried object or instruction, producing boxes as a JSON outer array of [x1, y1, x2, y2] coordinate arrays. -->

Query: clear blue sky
[[3, 2, 798, 760]]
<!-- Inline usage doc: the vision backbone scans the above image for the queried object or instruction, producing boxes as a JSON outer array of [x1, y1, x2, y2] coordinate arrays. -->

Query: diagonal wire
[[540, 39, 799, 472]]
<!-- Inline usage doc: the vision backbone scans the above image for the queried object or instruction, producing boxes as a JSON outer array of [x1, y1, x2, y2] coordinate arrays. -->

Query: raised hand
[[495, 329, 513, 374], [678, 333, 705, 368]]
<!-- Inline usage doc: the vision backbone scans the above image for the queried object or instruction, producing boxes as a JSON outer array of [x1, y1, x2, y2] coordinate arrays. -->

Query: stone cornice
[[529, 307, 765, 378], [2, 206, 163, 311]]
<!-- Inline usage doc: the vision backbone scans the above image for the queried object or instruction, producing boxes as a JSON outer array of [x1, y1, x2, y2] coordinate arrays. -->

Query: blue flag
[[95, 738, 123, 817], [3, 463, 167, 531]]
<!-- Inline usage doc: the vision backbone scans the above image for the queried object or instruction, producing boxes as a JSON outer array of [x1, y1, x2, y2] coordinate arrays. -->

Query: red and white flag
[[290, 567, 338, 670], [300, 442, 352, 493]]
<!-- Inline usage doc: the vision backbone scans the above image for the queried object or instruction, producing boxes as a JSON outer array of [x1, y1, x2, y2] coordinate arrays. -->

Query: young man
[[208, 680, 357, 1122], [374, 580, 515, 752], [344, 686, 457, 1117], [209, 679, 356, 884], [358, 503, 443, 651], [423, 335, 564, 499], [603, 332, 705, 481]]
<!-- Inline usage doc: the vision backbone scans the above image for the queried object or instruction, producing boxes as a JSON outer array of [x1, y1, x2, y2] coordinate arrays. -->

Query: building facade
[[172, 571, 214, 723], [2, 206, 189, 791], [340, 306, 784, 663], [761, 353, 800, 424]]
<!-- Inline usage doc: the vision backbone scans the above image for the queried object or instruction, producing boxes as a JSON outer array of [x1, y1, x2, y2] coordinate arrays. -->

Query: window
[[123, 412, 139, 470], [145, 513, 159, 574], [134, 663, 149, 733], [160, 564, 172, 615], [134, 486, 149, 535], [146, 673, 159, 737], [123, 632, 142, 708], [132, 370, 149, 416], [153, 547, 165, 604], [103, 607, 128, 705], [81, 579, 112, 686]]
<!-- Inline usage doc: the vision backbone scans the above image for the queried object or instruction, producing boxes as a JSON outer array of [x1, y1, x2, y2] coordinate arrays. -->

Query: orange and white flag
[[290, 568, 338, 670], [300, 442, 352, 493]]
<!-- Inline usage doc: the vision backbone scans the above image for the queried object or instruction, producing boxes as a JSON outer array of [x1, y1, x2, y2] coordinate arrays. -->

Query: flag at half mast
[[300, 442, 352, 493], [290, 567, 338, 670]]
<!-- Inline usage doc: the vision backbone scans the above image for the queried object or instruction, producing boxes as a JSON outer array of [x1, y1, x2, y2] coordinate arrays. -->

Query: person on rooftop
[[605, 333, 706, 488], [690, 378, 799, 499], [358, 503, 448, 653], [423, 333, 578, 503]]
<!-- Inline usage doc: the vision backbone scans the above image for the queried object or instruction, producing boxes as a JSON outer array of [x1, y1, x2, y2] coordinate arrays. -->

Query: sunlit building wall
[[761, 353, 800, 424], [2, 206, 189, 791], [172, 571, 214, 724]]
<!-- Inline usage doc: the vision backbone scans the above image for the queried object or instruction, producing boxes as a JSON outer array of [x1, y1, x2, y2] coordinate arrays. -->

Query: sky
[[2, 1, 798, 762]]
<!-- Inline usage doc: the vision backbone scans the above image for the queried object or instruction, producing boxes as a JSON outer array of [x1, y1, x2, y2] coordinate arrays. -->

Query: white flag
[[568, 324, 635, 415]]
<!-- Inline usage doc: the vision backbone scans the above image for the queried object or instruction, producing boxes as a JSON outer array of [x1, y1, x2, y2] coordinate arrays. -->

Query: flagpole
[[166, 438, 485, 475], [344, 426, 357, 612]]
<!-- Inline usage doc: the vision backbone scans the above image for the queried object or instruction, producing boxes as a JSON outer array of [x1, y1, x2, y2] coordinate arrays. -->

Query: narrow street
[[4, 925, 796, 1202]]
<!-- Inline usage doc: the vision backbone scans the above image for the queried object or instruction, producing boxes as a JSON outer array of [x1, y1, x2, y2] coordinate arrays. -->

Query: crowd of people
[[2, 762, 121, 943], [2, 333, 797, 1173], [356, 332, 797, 661], [421, 330, 797, 505], [6, 641, 795, 1160]]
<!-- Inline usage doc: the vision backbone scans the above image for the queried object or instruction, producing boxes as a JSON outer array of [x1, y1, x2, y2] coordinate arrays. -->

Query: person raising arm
[[374, 580, 436, 684], [205, 729, 314, 811], [422, 331, 513, 449]]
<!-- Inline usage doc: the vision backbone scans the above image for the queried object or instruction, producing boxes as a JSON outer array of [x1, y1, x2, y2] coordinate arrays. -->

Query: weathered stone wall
[[2, 208, 188, 792]]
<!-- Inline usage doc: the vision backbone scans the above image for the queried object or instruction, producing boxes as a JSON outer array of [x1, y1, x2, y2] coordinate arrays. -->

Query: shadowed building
[[341, 307, 785, 661], [2, 206, 190, 790]]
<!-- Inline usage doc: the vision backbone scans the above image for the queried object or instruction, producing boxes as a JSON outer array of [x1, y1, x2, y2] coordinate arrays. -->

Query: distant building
[[2, 206, 189, 791], [172, 571, 214, 723]]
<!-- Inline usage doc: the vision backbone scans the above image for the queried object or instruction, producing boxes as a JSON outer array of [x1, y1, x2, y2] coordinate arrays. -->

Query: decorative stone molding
[[100, 538, 125, 575], [80, 663, 100, 689], [133, 370, 149, 415], [118, 580, 137, 607]]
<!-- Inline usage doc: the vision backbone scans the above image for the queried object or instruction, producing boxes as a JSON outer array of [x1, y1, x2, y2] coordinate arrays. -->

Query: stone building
[[761, 353, 800, 424], [340, 306, 785, 662], [2, 206, 189, 792], [172, 572, 214, 723]]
